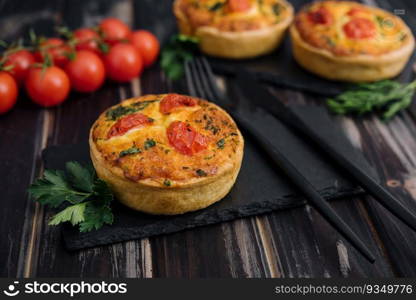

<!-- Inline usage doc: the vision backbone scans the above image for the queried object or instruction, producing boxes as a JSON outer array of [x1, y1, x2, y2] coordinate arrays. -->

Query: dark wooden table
[[1, 0, 416, 278]]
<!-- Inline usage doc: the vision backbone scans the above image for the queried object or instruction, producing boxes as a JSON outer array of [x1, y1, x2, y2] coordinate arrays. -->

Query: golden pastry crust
[[89, 94, 244, 215], [173, 0, 294, 59], [290, 1, 415, 82]]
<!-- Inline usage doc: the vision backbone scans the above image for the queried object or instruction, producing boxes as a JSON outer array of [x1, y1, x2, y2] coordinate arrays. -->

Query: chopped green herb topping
[[196, 169, 207, 177], [216, 138, 225, 149], [399, 32, 407, 41], [376, 15, 393, 28], [163, 179, 171, 187], [144, 138, 156, 150], [119, 146, 142, 157], [207, 125, 220, 134], [325, 36, 336, 47]]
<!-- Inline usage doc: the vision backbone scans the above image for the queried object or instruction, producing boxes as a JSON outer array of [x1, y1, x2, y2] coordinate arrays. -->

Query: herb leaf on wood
[[28, 161, 114, 232], [327, 80, 416, 120]]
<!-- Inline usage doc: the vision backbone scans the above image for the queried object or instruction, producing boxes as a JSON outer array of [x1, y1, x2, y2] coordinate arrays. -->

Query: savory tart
[[89, 94, 244, 215], [290, 1, 415, 82], [173, 0, 294, 59]]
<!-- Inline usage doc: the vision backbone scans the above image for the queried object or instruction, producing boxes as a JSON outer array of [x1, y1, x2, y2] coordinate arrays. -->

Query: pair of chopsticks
[[185, 57, 379, 262], [235, 69, 416, 259]]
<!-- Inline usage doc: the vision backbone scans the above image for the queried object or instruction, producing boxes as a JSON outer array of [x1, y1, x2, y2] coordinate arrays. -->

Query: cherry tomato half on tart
[[107, 112, 154, 139], [227, 0, 252, 13], [347, 7, 369, 17], [167, 120, 209, 156], [307, 7, 333, 25]]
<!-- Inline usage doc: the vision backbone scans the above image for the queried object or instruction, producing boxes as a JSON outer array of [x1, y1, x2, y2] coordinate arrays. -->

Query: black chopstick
[[236, 70, 416, 233], [188, 58, 376, 263], [232, 112, 376, 263]]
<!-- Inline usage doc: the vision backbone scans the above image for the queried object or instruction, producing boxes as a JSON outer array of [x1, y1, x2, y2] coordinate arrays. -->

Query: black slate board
[[42, 105, 378, 251], [208, 0, 416, 97]]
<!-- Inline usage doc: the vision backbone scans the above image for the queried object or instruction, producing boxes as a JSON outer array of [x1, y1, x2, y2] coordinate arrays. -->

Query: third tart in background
[[89, 94, 244, 215], [290, 1, 415, 82], [173, 0, 294, 59]]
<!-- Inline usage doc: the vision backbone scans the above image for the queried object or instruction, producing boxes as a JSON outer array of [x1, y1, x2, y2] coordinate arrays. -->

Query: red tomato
[[0, 72, 18, 114], [108, 112, 153, 138], [74, 28, 100, 54], [34, 38, 72, 67], [99, 18, 131, 45], [167, 121, 208, 156], [227, 0, 252, 13], [130, 30, 160, 67], [160, 94, 197, 114], [104, 43, 143, 82], [343, 18, 376, 39], [308, 7, 333, 25], [65, 50, 105, 93], [3, 50, 35, 85], [25, 66, 70, 107]]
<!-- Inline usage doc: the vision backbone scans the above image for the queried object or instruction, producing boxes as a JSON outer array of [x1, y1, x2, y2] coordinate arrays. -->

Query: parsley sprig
[[28, 161, 114, 232], [161, 34, 199, 80], [327, 80, 416, 120]]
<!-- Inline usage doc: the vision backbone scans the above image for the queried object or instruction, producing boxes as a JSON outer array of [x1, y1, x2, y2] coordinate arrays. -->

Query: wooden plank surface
[[1, 0, 415, 278]]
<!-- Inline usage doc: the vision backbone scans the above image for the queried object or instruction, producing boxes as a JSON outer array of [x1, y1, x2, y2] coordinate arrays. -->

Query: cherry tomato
[[167, 121, 208, 156], [227, 0, 252, 13], [160, 94, 197, 114], [130, 30, 160, 67], [65, 50, 105, 93], [104, 43, 143, 82], [25, 66, 70, 107], [34, 38, 72, 68], [0, 72, 18, 114], [99, 18, 131, 45], [73, 28, 101, 54], [308, 7, 333, 25], [3, 49, 35, 85], [108, 112, 153, 138], [343, 18, 376, 39]]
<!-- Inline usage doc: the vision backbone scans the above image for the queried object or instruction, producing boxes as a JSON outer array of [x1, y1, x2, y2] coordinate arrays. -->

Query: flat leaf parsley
[[28, 161, 114, 232]]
